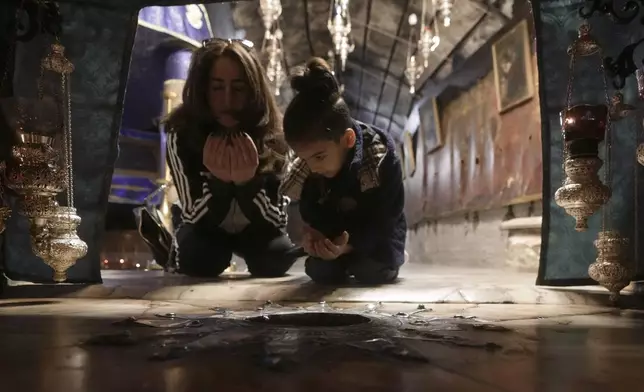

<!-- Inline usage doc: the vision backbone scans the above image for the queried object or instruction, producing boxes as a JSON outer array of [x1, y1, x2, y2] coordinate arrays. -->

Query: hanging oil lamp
[[31, 206, 86, 282], [3, 96, 67, 226], [638, 115, 644, 166], [637, 143, 644, 166], [554, 104, 611, 231], [589, 230, 633, 302], [29, 40, 88, 282], [636, 68, 644, 100], [554, 20, 611, 231], [0, 164, 9, 234], [566, 20, 599, 56], [5, 130, 66, 223], [562, 19, 634, 302], [0, 208, 8, 234]]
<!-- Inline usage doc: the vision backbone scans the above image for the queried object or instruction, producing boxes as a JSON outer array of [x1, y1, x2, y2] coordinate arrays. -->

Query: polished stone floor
[[5, 263, 638, 306], [1, 298, 643, 391]]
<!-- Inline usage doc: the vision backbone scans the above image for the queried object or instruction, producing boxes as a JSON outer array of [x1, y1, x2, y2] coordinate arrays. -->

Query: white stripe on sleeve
[[166, 132, 212, 224], [251, 189, 289, 228]]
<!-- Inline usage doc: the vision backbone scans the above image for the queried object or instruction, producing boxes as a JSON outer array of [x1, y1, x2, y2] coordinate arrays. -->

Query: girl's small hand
[[313, 231, 350, 260], [302, 232, 317, 257]]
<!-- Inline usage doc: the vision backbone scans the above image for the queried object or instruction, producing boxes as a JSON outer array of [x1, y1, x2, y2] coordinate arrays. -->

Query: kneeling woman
[[165, 39, 298, 278]]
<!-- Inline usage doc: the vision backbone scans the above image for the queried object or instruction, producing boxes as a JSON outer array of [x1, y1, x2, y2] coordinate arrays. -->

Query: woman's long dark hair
[[165, 39, 287, 174]]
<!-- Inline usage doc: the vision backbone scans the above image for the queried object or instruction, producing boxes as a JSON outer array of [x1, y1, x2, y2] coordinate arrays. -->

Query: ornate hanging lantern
[[405, 55, 423, 95], [637, 142, 644, 166], [566, 21, 599, 57], [555, 104, 611, 231], [0, 209, 8, 234], [36, 41, 87, 282], [0, 168, 9, 234], [436, 0, 453, 27], [418, 26, 439, 68], [637, 119, 644, 166], [0, 38, 12, 235], [2, 95, 67, 225], [5, 130, 66, 224], [405, 14, 424, 94], [636, 68, 644, 100], [328, 0, 354, 71], [634, 39, 644, 165], [265, 28, 286, 96], [259, 0, 282, 32], [259, 0, 286, 96], [558, 20, 633, 301], [4, 40, 87, 282], [417, 0, 440, 68], [31, 205, 87, 283], [554, 22, 611, 231], [589, 231, 634, 302]]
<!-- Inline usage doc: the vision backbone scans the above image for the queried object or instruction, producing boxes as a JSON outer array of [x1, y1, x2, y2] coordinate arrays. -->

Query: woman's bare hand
[[229, 133, 259, 184], [203, 135, 231, 182]]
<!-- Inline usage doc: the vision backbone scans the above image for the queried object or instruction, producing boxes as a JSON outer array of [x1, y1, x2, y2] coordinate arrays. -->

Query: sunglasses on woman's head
[[201, 38, 255, 50]]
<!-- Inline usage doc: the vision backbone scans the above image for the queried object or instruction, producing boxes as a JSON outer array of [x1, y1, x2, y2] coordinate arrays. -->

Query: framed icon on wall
[[402, 130, 417, 177], [492, 19, 535, 113], [418, 97, 444, 154]]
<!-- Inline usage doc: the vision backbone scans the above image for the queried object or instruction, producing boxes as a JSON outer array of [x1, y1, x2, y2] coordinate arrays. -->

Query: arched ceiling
[[231, 0, 514, 136]]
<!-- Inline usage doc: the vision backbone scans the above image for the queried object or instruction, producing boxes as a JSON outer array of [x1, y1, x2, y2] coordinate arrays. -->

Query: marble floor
[[0, 298, 643, 391], [4, 263, 640, 306]]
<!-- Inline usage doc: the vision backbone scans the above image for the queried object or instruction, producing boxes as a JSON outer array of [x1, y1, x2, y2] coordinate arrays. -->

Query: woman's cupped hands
[[203, 133, 259, 184]]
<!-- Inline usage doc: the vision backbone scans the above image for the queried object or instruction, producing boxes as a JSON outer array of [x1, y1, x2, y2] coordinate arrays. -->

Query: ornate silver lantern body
[[557, 21, 635, 301], [554, 105, 611, 231], [2, 42, 87, 282]]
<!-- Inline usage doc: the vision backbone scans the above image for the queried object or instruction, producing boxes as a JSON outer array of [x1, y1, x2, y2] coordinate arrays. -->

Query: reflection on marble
[[4, 264, 642, 307], [0, 299, 643, 391]]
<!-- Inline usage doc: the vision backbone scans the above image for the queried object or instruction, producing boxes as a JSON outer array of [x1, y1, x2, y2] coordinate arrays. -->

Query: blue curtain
[[534, 0, 644, 285]]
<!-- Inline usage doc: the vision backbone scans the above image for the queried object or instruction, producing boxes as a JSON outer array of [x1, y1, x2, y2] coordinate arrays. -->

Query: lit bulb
[[119, 259, 125, 264], [443, 17, 451, 27], [408, 13, 417, 26], [135, 263, 141, 268], [103, 259, 108, 264]]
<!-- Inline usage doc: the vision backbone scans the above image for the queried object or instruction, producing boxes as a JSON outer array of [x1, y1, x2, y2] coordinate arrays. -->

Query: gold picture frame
[[402, 130, 417, 177], [419, 97, 444, 154], [492, 19, 534, 113], [396, 143, 407, 179]]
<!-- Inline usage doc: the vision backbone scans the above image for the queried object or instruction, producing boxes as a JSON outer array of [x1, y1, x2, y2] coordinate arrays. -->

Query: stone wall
[[398, 19, 543, 273], [406, 202, 542, 271]]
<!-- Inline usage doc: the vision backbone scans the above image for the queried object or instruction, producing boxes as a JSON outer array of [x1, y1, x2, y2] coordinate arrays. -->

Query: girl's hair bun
[[290, 57, 339, 98]]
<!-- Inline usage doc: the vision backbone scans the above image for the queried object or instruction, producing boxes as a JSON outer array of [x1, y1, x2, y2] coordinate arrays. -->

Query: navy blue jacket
[[280, 121, 407, 267]]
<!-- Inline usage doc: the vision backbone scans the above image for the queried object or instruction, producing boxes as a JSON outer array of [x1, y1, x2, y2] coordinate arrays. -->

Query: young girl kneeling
[[279, 58, 407, 285]]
